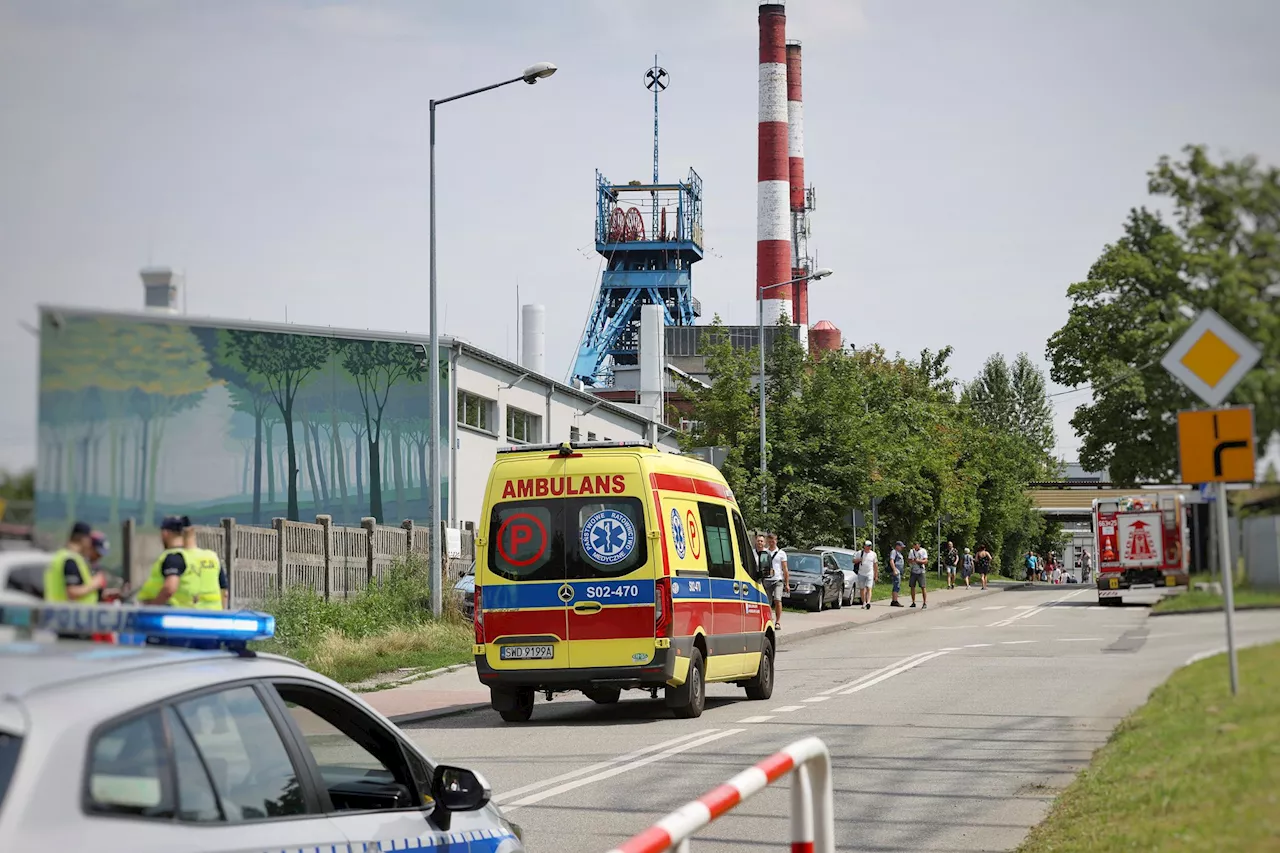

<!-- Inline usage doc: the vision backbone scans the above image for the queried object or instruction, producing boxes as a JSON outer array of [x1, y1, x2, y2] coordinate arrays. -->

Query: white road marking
[[1001, 640, 1035, 645], [773, 705, 803, 713], [939, 647, 963, 651], [1185, 647, 1226, 666], [501, 728, 745, 810], [1015, 605, 1037, 610], [837, 650, 951, 695], [819, 650, 939, 695], [964, 643, 993, 648], [803, 696, 831, 703], [1058, 637, 1103, 642], [953, 606, 970, 611], [493, 730, 713, 803], [982, 605, 1007, 611], [737, 715, 776, 723]]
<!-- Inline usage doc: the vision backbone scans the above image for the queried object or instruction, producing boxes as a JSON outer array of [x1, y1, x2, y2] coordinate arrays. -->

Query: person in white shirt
[[908, 542, 929, 609], [763, 533, 789, 629], [856, 540, 877, 610], [1051, 565, 1063, 585]]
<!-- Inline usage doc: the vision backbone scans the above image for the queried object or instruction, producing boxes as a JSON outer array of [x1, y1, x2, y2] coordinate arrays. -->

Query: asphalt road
[[404, 586, 1280, 853]]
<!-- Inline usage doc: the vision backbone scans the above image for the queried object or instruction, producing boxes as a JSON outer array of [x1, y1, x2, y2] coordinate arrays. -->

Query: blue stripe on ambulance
[[482, 579, 655, 610], [670, 577, 769, 605]]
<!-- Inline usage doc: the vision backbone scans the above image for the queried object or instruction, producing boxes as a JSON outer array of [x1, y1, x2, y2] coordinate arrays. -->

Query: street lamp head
[[811, 267, 834, 281], [522, 62, 558, 84]]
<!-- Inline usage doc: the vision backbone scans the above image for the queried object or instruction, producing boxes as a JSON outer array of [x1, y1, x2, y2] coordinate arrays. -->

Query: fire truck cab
[[1092, 493, 1190, 606]]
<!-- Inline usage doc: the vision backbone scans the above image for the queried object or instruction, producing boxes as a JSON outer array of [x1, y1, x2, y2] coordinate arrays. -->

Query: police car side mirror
[[432, 765, 491, 824]]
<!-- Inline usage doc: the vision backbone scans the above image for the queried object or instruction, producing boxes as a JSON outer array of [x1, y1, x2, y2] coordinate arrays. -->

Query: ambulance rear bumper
[[475, 645, 676, 691]]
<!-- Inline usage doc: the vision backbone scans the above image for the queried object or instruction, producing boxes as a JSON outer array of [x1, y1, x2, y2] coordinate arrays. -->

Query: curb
[[1151, 602, 1280, 617], [777, 583, 1031, 645], [388, 701, 490, 726]]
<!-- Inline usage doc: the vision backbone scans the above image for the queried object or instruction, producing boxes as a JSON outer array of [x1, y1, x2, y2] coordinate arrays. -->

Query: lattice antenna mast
[[645, 58, 668, 239]]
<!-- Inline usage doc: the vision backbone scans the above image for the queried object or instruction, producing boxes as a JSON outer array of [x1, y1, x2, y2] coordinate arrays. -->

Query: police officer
[[138, 516, 223, 609], [44, 522, 107, 603]]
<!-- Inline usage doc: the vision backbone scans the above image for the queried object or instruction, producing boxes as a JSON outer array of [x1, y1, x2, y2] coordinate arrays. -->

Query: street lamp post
[[428, 61, 557, 617], [757, 268, 833, 515]]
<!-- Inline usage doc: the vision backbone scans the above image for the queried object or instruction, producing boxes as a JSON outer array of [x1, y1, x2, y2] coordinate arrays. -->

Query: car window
[[488, 496, 649, 582], [0, 729, 18, 813], [827, 552, 856, 572], [697, 502, 735, 580], [271, 682, 431, 814], [165, 707, 222, 823], [87, 711, 173, 818], [174, 686, 306, 822], [788, 553, 822, 574]]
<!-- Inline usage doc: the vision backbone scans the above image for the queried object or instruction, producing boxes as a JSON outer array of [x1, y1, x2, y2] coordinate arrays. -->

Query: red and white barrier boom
[[606, 737, 835, 853]]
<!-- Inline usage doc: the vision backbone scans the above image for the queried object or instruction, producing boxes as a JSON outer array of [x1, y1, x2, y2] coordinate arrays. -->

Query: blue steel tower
[[572, 63, 703, 386]]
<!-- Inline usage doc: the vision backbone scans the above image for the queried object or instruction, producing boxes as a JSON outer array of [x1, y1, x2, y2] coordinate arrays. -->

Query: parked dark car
[[453, 561, 476, 620], [783, 550, 844, 612]]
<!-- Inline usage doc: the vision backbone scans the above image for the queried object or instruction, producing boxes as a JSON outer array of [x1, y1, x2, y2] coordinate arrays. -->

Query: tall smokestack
[[758, 3, 792, 325], [786, 39, 810, 327]]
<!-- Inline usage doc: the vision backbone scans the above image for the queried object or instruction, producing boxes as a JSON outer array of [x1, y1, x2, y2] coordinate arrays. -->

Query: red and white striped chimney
[[758, 3, 792, 325], [786, 39, 809, 327]]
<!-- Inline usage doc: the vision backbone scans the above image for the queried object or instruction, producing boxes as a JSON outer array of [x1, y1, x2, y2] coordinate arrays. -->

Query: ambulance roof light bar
[[496, 440, 657, 455], [0, 602, 276, 648]]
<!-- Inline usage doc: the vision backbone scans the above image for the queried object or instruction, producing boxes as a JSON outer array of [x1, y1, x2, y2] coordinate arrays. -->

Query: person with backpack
[[762, 532, 789, 630], [961, 547, 975, 589]]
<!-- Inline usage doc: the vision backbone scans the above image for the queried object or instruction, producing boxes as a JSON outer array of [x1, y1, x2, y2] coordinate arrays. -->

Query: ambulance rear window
[[488, 497, 649, 582]]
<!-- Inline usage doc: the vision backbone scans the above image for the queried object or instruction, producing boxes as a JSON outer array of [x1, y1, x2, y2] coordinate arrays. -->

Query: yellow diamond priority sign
[[1161, 309, 1262, 406]]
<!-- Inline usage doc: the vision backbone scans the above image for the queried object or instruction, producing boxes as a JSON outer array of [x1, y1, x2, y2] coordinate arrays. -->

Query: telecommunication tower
[[571, 61, 703, 386]]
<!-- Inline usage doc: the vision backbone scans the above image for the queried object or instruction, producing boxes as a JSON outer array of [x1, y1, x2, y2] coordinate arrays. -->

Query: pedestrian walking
[[857, 540, 877, 610], [976, 544, 993, 589], [961, 547, 974, 589], [762, 533, 789, 630], [889, 541, 906, 607], [1081, 548, 1092, 583], [1024, 551, 1038, 582], [944, 540, 959, 590], [908, 541, 928, 609]]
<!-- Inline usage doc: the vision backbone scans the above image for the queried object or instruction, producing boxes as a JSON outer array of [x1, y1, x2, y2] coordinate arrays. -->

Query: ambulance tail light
[[473, 586, 484, 644], [654, 577, 673, 639]]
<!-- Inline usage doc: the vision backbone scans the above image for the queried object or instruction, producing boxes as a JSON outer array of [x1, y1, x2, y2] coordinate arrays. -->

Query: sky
[[2, 0, 1278, 475]]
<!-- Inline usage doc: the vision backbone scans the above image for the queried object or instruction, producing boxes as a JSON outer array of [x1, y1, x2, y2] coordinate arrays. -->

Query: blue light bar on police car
[[0, 602, 275, 643]]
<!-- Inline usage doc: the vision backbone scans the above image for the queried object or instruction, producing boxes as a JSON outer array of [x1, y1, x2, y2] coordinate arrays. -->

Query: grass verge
[[252, 555, 473, 685], [1018, 641, 1280, 853], [1152, 574, 1280, 614]]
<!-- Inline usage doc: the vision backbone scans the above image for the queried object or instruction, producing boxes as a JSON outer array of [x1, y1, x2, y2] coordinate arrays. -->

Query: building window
[[587, 431, 597, 442], [570, 426, 581, 442], [507, 406, 540, 444], [679, 418, 704, 434], [458, 390, 494, 433]]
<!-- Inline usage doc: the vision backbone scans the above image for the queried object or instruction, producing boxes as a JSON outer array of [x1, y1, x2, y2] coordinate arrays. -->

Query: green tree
[[221, 330, 331, 520], [338, 341, 424, 522], [1047, 146, 1279, 484]]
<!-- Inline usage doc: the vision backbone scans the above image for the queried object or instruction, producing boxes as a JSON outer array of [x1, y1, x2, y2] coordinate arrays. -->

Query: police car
[[0, 602, 523, 852]]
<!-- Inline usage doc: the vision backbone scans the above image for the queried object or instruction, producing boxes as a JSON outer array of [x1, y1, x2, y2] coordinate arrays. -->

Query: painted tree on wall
[[220, 330, 331, 521], [337, 341, 424, 522], [203, 329, 275, 523]]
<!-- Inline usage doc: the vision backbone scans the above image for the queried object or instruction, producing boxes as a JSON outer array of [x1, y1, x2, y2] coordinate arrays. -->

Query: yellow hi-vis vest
[[188, 548, 224, 610], [44, 549, 98, 603], [139, 548, 223, 609]]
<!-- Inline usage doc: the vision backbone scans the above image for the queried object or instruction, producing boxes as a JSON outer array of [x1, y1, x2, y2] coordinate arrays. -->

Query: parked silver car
[[814, 546, 860, 606]]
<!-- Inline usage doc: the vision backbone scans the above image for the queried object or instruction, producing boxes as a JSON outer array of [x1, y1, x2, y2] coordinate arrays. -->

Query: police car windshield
[[488, 497, 649, 583]]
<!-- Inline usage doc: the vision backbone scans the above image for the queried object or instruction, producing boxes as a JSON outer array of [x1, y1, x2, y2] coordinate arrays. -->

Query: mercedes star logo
[[558, 584, 575, 603]]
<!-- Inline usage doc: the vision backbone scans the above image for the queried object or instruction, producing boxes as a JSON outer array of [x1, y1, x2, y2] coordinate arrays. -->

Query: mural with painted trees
[[36, 310, 448, 540]]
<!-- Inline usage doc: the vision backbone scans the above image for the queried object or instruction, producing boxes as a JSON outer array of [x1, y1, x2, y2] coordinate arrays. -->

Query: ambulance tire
[[744, 637, 775, 701], [585, 687, 622, 705], [493, 687, 535, 723], [667, 648, 706, 719]]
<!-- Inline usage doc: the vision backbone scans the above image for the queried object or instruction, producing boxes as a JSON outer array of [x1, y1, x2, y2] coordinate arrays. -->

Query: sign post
[[1165, 308, 1261, 696]]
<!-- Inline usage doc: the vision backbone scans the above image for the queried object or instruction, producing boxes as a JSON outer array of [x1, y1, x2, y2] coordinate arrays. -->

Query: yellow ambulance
[[473, 441, 776, 722]]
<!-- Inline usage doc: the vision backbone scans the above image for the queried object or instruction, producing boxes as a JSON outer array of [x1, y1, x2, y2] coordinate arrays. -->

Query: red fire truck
[[1092, 493, 1189, 605]]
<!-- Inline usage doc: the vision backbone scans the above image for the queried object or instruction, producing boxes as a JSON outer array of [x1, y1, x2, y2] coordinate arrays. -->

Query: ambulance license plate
[[500, 645, 554, 661]]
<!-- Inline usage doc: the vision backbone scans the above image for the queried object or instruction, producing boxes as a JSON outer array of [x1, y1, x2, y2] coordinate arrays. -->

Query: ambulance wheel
[[667, 649, 705, 719], [585, 687, 621, 705], [744, 638, 775, 701], [493, 687, 534, 723]]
